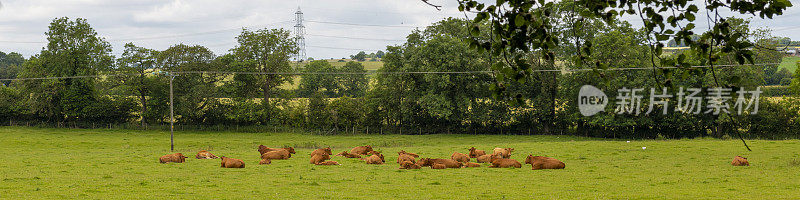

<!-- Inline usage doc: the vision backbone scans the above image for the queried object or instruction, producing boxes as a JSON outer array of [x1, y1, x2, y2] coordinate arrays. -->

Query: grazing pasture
[[779, 56, 799, 72], [0, 127, 798, 199]]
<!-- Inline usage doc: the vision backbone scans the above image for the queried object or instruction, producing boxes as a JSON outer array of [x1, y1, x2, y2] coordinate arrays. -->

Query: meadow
[[1, 127, 799, 199], [779, 56, 799, 72]]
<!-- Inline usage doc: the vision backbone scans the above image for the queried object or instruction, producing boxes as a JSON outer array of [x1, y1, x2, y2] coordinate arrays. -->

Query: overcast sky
[[1, 0, 799, 59]]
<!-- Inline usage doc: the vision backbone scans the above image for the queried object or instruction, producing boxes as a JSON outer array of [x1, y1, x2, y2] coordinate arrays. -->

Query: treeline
[[1, 12, 799, 139]]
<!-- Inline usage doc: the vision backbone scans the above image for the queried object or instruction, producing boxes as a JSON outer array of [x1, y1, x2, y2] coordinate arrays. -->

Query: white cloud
[[0, 0, 798, 59]]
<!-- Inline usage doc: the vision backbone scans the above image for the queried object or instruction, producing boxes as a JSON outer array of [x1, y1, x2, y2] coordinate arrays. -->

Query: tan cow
[[524, 155, 565, 170], [195, 150, 218, 159], [259, 158, 272, 165], [310, 148, 332, 158], [430, 163, 447, 169], [451, 152, 470, 163], [350, 145, 373, 155], [488, 153, 521, 168], [159, 153, 187, 163], [363, 153, 385, 164], [468, 147, 486, 158], [261, 149, 292, 160], [417, 158, 462, 168], [731, 156, 749, 166], [476, 154, 494, 163], [399, 161, 421, 169], [310, 154, 331, 164], [463, 162, 481, 168], [335, 151, 362, 159], [397, 153, 417, 164], [220, 156, 245, 168], [258, 145, 296, 155], [493, 148, 514, 158]]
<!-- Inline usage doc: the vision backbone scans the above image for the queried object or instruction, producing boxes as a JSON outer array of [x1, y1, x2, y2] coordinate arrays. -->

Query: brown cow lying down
[[335, 151, 362, 158], [311, 147, 332, 158], [489, 154, 521, 168], [476, 154, 493, 163], [731, 156, 749, 166], [431, 163, 447, 169], [259, 158, 272, 165], [493, 148, 514, 158], [261, 149, 292, 160], [463, 162, 481, 168], [398, 150, 420, 158], [159, 153, 187, 163], [524, 155, 565, 170], [258, 145, 296, 155], [468, 147, 486, 158], [195, 150, 218, 159], [316, 161, 340, 166], [310, 154, 331, 164], [398, 153, 417, 164], [399, 161, 421, 169], [451, 152, 470, 163], [417, 158, 462, 168], [350, 145, 373, 155], [363, 153, 385, 164], [220, 156, 245, 168]]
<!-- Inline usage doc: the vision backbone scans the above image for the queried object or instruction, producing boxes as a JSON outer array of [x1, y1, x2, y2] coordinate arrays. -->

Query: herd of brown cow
[[159, 145, 751, 169]]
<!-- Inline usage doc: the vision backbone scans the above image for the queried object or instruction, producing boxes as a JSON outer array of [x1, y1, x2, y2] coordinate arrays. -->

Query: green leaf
[[470, 26, 480, 36], [515, 14, 526, 27], [687, 5, 698, 12], [686, 13, 695, 21]]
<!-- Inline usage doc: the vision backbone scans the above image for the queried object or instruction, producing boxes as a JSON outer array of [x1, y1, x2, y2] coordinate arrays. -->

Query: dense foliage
[[0, 15, 798, 139]]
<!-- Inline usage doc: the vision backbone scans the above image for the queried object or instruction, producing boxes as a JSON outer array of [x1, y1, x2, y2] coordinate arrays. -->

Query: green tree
[[307, 91, 330, 128], [156, 44, 221, 124], [339, 61, 368, 97], [374, 18, 493, 132], [351, 51, 367, 61], [0, 85, 25, 121], [773, 68, 792, 86], [230, 28, 297, 123], [0, 51, 25, 85], [115, 43, 157, 125], [298, 60, 339, 97], [18, 17, 114, 122], [375, 50, 385, 58], [456, 0, 792, 98]]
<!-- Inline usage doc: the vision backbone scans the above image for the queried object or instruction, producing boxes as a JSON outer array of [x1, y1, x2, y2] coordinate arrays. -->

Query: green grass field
[[292, 59, 385, 70], [779, 56, 799, 73], [1, 127, 798, 199]]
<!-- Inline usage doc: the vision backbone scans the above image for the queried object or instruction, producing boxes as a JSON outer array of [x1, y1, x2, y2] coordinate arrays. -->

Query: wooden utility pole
[[168, 72, 178, 152]]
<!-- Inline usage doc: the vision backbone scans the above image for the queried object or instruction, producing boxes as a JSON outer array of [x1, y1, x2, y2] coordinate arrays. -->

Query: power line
[[306, 45, 383, 51], [0, 40, 46, 44], [306, 20, 420, 28], [109, 28, 242, 42], [307, 34, 406, 42], [0, 72, 148, 81], [111, 20, 294, 42], [0, 63, 779, 81], [0, 20, 294, 44]]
